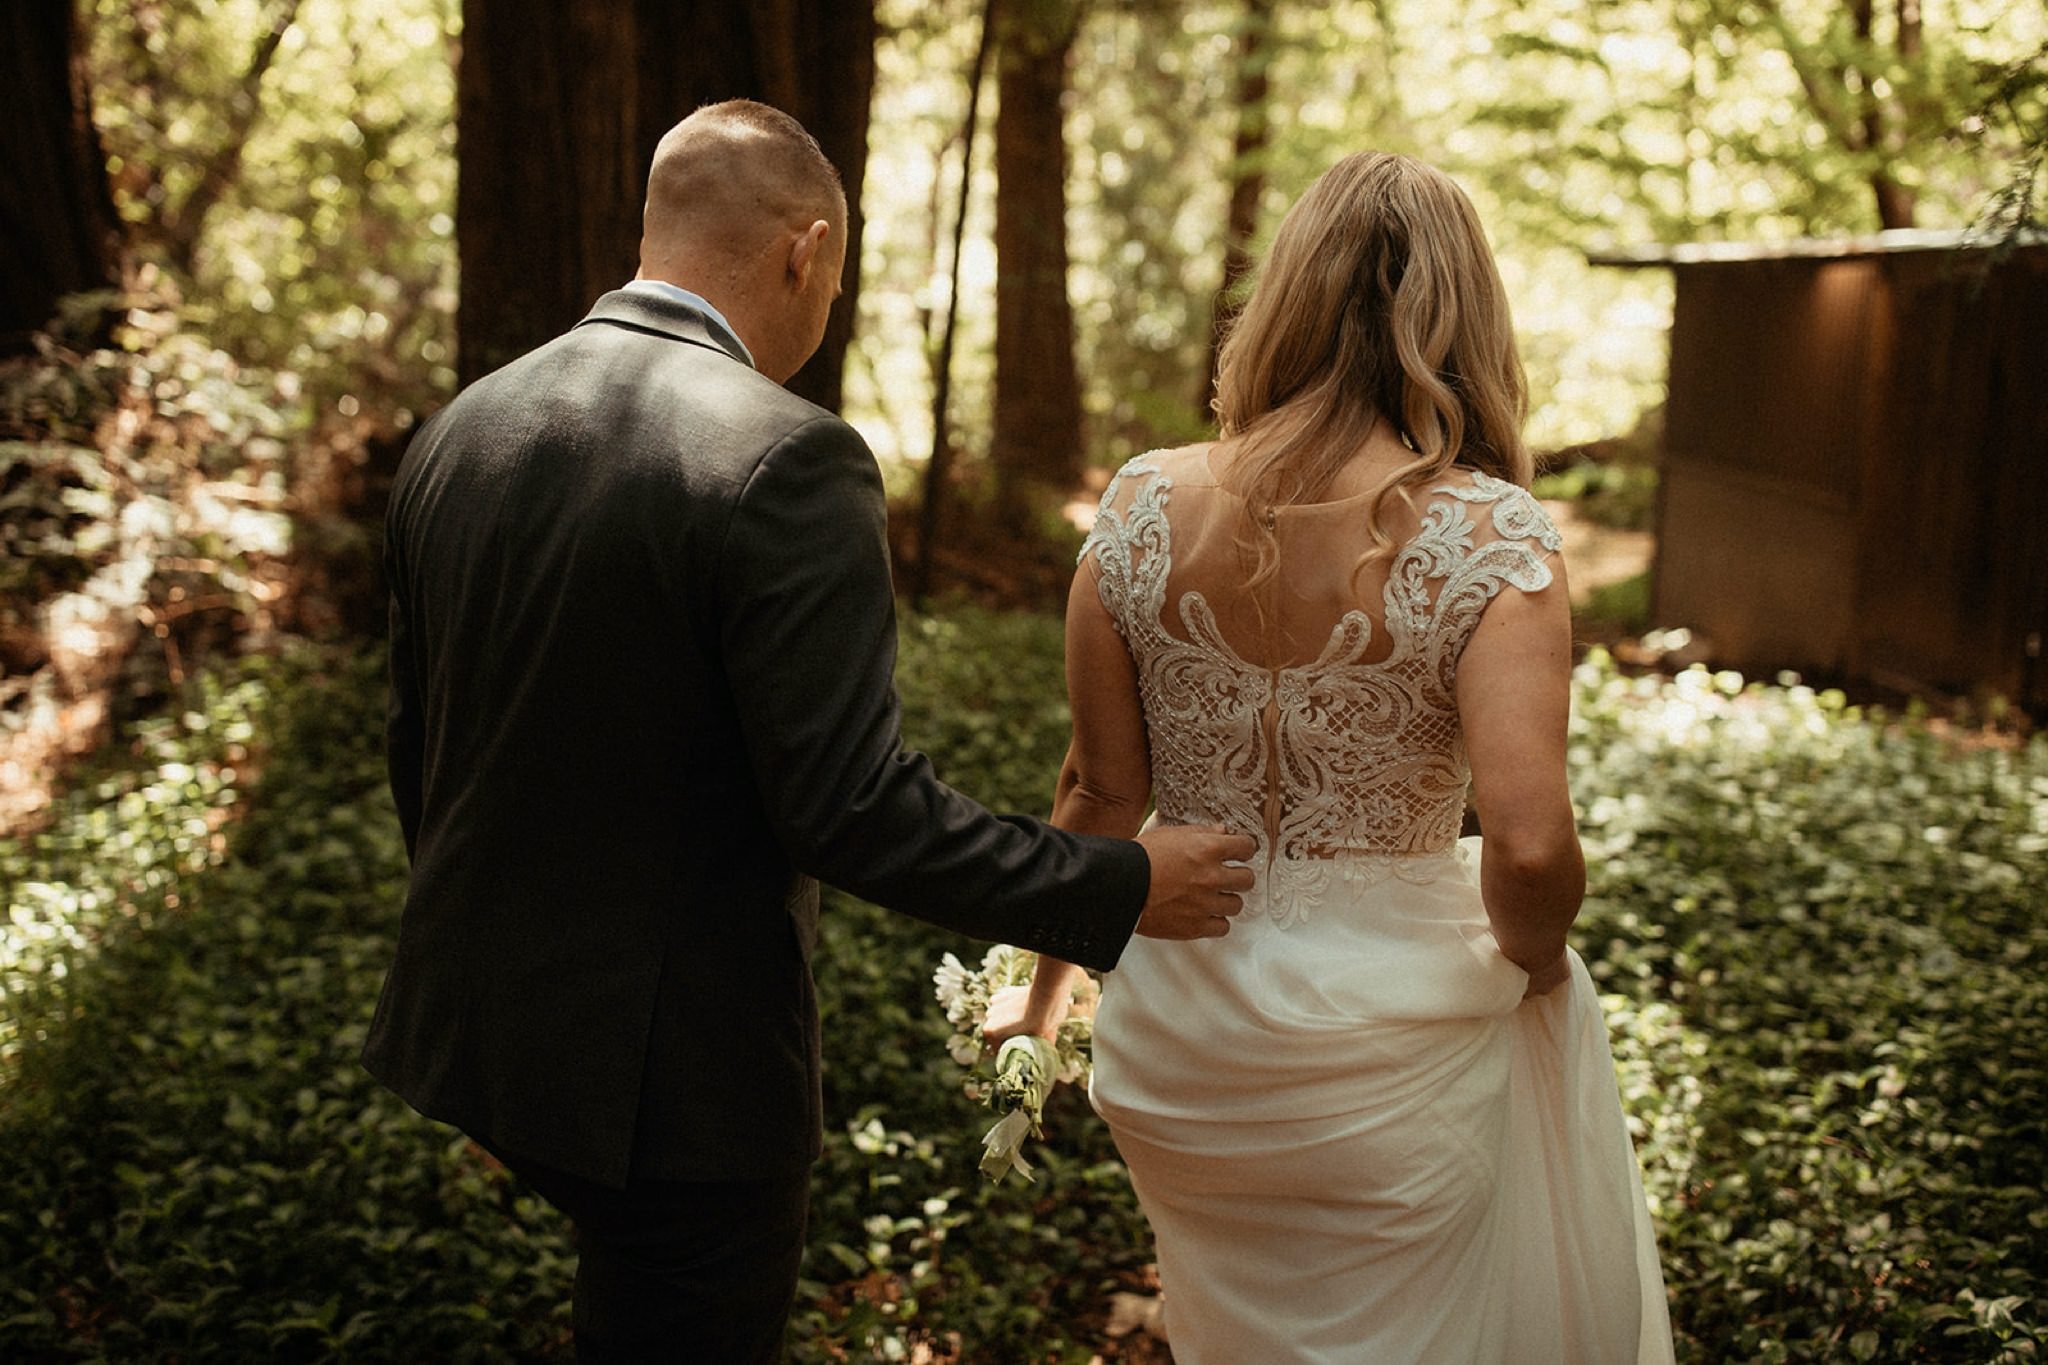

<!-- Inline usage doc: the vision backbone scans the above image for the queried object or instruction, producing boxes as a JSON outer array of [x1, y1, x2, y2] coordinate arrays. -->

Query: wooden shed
[[1590, 230, 2048, 711]]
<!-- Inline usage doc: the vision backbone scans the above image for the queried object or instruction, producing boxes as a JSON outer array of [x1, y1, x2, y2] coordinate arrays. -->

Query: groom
[[363, 100, 1254, 1361]]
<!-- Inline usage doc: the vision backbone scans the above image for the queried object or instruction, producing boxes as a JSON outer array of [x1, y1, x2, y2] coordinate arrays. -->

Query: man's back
[[366, 289, 1151, 1188], [358, 101, 1212, 1363], [385, 290, 828, 885], [369, 292, 846, 1185]]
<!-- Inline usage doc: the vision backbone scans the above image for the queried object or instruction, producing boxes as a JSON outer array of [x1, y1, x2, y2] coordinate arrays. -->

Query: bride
[[985, 151, 1675, 1363]]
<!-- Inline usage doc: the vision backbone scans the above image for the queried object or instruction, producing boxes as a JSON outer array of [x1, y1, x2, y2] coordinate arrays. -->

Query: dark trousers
[[486, 1143, 811, 1363]]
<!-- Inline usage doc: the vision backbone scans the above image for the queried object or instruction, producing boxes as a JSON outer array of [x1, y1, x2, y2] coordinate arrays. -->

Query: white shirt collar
[[622, 279, 755, 368]]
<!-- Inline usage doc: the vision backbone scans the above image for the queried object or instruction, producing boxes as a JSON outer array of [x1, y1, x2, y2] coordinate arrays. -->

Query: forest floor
[[1544, 498, 1655, 604], [5, 607, 2045, 1362]]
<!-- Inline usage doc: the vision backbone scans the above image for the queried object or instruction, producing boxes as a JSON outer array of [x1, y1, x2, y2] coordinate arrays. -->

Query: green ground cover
[[1, 611, 2043, 1362]]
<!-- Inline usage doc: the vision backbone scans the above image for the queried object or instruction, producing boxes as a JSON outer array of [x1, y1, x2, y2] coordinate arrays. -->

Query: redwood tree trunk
[[0, 0, 122, 353], [456, 0, 875, 409], [1874, 0, 1922, 228], [634, 0, 875, 412], [1850, 0, 1918, 229], [1199, 0, 1276, 420], [992, 0, 1085, 518], [455, 0, 640, 386]]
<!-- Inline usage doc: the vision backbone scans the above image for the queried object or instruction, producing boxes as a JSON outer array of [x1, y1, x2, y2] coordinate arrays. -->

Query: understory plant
[[1, 614, 2042, 1363]]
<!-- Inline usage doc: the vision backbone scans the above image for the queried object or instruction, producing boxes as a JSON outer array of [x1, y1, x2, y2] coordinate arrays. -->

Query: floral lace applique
[[1081, 458, 1560, 927]]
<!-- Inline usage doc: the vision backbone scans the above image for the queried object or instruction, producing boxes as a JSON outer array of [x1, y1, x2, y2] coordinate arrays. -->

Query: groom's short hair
[[644, 100, 845, 248]]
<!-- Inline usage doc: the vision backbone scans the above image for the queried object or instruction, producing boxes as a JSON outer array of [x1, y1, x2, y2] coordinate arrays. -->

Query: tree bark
[[1878, 0, 1922, 228], [457, 0, 875, 408], [0, 0, 123, 353], [455, 0, 641, 386], [157, 0, 304, 278], [992, 0, 1086, 519], [632, 0, 874, 411], [1852, 0, 1918, 229], [1198, 0, 1276, 423]]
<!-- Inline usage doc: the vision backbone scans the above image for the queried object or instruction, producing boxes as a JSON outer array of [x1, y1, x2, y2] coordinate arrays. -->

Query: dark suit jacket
[[362, 289, 1149, 1188]]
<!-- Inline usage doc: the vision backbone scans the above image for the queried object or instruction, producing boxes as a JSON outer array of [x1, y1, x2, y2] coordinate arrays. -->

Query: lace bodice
[[1081, 451, 1562, 924]]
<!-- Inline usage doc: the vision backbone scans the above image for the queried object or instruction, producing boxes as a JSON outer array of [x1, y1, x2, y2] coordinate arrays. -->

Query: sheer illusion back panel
[[1079, 446, 1674, 1365], [1080, 447, 1563, 901]]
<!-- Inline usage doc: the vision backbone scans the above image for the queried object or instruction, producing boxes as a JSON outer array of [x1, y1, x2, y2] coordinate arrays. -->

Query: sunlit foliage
[[846, 0, 2043, 469], [5, 612, 2041, 1360], [87, 0, 459, 419], [74, 0, 2042, 461]]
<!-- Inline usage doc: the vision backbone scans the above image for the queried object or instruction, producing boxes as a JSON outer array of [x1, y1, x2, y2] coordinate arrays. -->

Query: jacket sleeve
[[714, 415, 1148, 971]]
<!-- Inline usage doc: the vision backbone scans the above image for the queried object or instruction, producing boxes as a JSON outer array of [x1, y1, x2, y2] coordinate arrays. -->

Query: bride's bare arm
[[1454, 555, 1582, 995], [987, 565, 1157, 1041], [1054, 562, 1154, 839]]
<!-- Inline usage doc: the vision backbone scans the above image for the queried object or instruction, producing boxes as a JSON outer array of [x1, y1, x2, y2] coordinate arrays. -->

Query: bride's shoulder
[[1091, 444, 1213, 515], [1424, 467, 1563, 551], [1117, 442, 1216, 485]]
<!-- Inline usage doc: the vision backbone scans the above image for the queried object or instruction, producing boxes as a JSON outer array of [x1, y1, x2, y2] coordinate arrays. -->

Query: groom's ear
[[788, 220, 830, 291]]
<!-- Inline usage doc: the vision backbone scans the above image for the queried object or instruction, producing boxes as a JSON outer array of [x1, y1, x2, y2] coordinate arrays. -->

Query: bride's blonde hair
[[1212, 151, 1529, 594]]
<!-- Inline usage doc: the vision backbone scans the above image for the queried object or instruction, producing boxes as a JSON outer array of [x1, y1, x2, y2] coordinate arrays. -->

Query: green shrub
[[1576, 568, 1653, 636], [0, 647, 574, 1362], [3, 614, 2044, 1363], [1533, 459, 1659, 532], [1572, 658, 2048, 1362], [0, 299, 305, 762]]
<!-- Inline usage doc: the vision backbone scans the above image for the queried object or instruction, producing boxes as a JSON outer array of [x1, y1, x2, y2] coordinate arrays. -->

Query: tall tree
[[634, 1, 875, 411], [454, 1, 640, 387], [152, 0, 306, 278], [991, 0, 1086, 518], [913, 0, 1000, 607], [1759, 0, 1927, 228], [1198, 0, 1277, 423], [1, 0, 123, 352], [456, 0, 876, 410]]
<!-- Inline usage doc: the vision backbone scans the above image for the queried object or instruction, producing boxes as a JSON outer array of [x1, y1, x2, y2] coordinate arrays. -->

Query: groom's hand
[[1133, 825, 1257, 939]]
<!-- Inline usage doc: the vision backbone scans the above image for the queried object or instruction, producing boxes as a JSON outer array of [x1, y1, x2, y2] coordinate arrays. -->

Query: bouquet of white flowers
[[931, 944, 1099, 1182]]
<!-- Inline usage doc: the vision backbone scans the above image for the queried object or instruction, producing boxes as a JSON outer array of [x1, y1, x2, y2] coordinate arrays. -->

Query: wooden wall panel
[[1649, 242, 2047, 709], [1664, 258, 1874, 500], [1654, 462, 1858, 675]]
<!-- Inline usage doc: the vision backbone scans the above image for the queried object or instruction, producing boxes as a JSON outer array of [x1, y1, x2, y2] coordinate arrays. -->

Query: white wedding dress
[[1079, 450, 1674, 1364]]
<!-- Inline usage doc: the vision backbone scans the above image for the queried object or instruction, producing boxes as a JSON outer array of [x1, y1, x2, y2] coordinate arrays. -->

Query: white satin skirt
[[1089, 838, 1675, 1364]]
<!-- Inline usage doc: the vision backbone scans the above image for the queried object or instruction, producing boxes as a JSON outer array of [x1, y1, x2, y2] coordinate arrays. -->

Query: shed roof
[[1587, 226, 2045, 269]]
